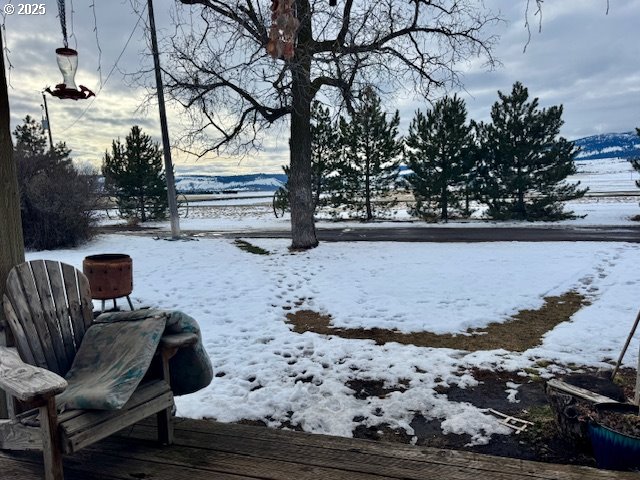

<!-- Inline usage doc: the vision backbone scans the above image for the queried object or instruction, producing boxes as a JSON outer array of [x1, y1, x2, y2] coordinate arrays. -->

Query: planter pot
[[82, 254, 133, 300], [588, 403, 640, 471]]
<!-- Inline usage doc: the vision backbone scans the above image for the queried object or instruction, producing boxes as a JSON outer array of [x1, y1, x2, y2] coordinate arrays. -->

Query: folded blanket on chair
[[56, 309, 213, 410]]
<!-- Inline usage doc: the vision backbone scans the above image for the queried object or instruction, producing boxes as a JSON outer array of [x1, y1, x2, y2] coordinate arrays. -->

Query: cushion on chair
[[162, 310, 214, 395]]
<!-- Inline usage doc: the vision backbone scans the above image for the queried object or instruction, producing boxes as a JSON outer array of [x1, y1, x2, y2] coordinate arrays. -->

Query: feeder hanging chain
[[57, 0, 68, 48]]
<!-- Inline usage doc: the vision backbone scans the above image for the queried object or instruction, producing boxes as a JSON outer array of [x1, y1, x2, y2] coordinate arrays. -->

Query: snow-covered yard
[[28, 233, 640, 445], [24, 157, 640, 446]]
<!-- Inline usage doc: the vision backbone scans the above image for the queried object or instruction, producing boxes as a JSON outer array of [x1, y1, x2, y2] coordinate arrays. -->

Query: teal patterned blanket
[[56, 309, 213, 411]]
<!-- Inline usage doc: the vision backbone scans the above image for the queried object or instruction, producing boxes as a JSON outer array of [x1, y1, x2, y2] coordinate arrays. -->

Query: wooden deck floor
[[1, 417, 638, 479]]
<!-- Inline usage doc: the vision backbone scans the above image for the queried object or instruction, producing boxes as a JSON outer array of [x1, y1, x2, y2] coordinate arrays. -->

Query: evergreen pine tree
[[102, 126, 168, 222], [310, 101, 340, 209], [405, 95, 473, 221], [476, 82, 587, 220], [337, 89, 402, 220]]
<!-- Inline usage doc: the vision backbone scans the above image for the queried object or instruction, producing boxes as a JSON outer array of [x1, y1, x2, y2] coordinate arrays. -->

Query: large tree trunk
[[0, 33, 25, 417], [289, 70, 317, 249], [288, 0, 317, 250]]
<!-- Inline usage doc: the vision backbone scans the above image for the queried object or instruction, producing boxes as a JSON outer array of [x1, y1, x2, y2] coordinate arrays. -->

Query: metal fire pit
[[83, 253, 133, 311]]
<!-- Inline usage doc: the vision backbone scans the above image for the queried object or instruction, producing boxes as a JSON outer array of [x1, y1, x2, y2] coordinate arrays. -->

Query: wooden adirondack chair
[[0, 260, 197, 480]]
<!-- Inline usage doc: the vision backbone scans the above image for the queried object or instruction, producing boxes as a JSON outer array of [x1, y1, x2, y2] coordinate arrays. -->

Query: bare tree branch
[[165, 0, 499, 157], [180, 0, 266, 43]]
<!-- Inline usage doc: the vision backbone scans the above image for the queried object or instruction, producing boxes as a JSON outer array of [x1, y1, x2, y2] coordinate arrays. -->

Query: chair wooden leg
[[157, 405, 174, 445], [157, 349, 174, 445], [39, 397, 63, 480]]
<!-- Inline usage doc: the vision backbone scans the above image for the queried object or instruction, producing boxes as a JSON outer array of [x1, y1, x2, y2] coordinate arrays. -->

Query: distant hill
[[175, 173, 286, 194], [574, 131, 640, 161]]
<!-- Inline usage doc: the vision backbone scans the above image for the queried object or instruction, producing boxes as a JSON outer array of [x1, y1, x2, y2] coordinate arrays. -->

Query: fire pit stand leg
[[98, 296, 134, 313]]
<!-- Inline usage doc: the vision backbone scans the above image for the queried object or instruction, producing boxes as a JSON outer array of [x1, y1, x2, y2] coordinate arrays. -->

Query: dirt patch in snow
[[346, 378, 410, 400], [286, 291, 586, 351], [351, 369, 637, 467], [234, 239, 271, 255], [237, 368, 638, 468]]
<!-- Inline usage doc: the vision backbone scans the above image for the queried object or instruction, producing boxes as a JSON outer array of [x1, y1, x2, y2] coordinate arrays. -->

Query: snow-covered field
[[127, 157, 640, 233], [139, 195, 640, 233], [31, 157, 640, 445], [572, 157, 640, 193]]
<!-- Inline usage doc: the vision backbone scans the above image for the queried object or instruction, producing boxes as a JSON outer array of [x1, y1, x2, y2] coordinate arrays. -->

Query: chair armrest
[[160, 333, 198, 350], [0, 347, 67, 402]]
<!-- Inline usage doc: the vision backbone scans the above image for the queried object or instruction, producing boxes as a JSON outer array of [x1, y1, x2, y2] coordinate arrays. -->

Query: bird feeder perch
[[46, 47, 95, 100]]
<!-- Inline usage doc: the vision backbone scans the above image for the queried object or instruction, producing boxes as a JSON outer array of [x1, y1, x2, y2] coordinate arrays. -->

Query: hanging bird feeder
[[46, 48, 95, 100], [266, 0, 299, 61], [46, 0, 94, 100]]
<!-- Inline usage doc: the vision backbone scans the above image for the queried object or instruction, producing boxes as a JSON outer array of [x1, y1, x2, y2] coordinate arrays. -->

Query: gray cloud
[[3, 0, 638, 175], [459, 0, 640, 137]]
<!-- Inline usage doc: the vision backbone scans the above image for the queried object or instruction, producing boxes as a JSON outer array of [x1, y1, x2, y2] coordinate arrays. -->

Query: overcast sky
[[3, 0, 639, 175]]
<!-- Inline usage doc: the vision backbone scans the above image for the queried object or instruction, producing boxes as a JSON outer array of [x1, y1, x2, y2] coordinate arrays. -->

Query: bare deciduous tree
[[167, 0, 499, 249]]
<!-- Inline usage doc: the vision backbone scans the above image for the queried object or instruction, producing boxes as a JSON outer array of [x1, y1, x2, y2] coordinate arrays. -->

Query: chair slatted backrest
[[3, 260, 93, 376]]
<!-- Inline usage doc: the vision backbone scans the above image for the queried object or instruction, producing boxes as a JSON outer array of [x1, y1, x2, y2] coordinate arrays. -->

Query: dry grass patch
[[286, 291, 586, 351], [234, 239, 270, 255]]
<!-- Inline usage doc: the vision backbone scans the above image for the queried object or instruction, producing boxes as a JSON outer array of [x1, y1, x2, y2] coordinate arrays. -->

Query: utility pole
[[147, 0, 180, 238], [41, 92, 54, 150]]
